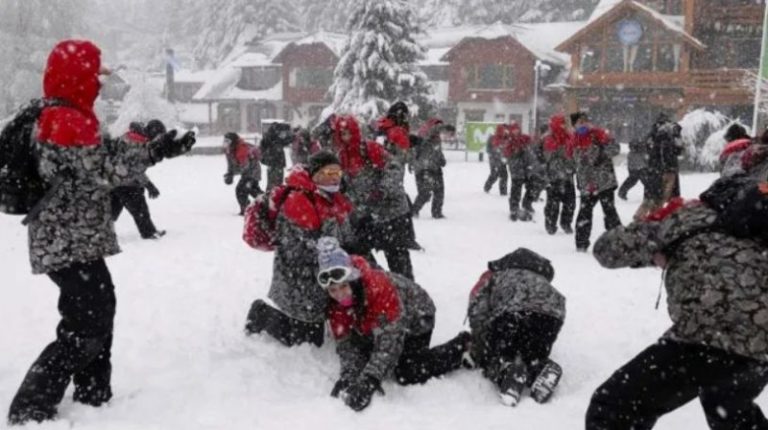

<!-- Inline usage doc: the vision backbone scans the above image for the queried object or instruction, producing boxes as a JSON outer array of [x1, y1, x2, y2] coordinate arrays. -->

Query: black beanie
[[570, 111, 587, 127], [144, 119, 167, 140], [308, 150, 340, 176]]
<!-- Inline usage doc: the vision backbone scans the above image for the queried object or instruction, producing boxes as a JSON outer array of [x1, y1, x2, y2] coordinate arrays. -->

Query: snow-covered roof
[[432, 22, 583, 66], [421, 47, 452, 66], [285, 31, 349, 58], [562, 0, 704, 51], [230, 52, 279, 68]]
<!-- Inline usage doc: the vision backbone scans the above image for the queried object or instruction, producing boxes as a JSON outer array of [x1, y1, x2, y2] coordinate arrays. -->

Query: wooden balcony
[[699, 5, 765, 26], [688, 69, 753, 90]]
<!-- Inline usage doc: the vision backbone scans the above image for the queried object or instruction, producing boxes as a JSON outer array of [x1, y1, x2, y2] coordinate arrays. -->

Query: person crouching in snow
[[317, 237, 471, 411], [467, 248, 565, 406]]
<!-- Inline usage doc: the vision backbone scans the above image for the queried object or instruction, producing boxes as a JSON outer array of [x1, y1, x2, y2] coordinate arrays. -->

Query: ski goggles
[[316, 166, 343, 178], [317, 266, 352, 288]]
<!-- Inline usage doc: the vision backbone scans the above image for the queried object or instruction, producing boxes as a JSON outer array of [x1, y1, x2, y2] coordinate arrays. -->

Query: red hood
[[332, 115, 387, 175], [43, 40, 101, 114], [720, 138, 752, 161], [284, 167, 318, 193], [377, 117, 410, 150], [574, 127, 610, 150], [543, 115, 574, 158], [418, 118, 443, 138], [37, 40, 102, 147]]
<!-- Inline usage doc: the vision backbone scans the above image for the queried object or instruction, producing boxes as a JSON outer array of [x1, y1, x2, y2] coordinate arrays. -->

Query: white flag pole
[[752, 4, 768, 133]]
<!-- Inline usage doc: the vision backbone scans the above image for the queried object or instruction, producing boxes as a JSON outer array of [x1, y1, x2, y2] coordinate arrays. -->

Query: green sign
[[464, 122, 499, 152]]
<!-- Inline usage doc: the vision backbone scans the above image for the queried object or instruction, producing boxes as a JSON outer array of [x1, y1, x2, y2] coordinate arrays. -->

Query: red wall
[[278, 43, 338, 104]]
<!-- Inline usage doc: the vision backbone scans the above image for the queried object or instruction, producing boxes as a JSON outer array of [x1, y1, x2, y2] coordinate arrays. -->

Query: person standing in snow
[[289, 126, 318, 166], [375, 101, 412, 164], [649, 113, 683, 203], [409, 118, 446, 219], [317, 237, 470, 411], [110, 120, 167, 239], [331, 115, 417, 280], [484, 132, 509, 195], [571, 112, 621, 251], [588, 178, 768, 429], [500, 122, 539, 222], [223, 131, 262, 215], [245, 151, 356, 347], [466, 248, 565, 406], [7, 39, 196, 426], [542, 114, 576, 235], [617, 138, 647, 201], [259, 122, 294, 191]]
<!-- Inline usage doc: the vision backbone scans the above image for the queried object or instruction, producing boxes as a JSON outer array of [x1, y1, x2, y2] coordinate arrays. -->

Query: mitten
[[149, 130, 196, 162], [343, 375, 380, 412], [145, 181, 160, 199], [330, 377, 351, 398], [224, 173, 234, 185]]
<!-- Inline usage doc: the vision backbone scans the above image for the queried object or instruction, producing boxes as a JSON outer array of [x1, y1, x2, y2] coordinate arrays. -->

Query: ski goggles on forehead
[[317, 266, 352, 288]]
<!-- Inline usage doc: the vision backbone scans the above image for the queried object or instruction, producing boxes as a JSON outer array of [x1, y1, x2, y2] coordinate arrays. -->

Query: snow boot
[[560, 224, 573, 234], [498, 358, 529, 407], [245, 299, 271, 335], [530, 359, 562, 404], [73, 385, 112, 407]]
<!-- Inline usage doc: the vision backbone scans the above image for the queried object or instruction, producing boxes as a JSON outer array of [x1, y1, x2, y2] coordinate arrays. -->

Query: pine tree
[[328, 0, 432, 121], [193, 0, 300, 69]]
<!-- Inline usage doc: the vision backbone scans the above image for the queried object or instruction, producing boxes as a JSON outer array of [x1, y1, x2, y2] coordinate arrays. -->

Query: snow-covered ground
[[0, 152, 761, 429]]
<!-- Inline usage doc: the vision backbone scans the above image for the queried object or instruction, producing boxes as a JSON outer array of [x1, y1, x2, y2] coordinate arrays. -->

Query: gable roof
[[556, 0, 705, 52], [437, 21, 583, 66]]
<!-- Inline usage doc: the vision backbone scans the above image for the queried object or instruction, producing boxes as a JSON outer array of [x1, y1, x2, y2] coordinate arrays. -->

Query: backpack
[[0, 98, 64, 215], [242, 184, 314, 251]]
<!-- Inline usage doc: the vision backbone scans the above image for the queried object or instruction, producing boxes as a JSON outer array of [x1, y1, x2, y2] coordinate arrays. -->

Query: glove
[[342, 375, 380, 412], [149, 130, 196, 162], [330, 377, 351, 398], [145, 182, 160, 199], [223, 173, 234, 185]]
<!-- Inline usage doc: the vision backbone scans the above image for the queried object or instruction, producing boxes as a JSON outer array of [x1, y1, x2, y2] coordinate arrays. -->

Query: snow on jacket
[[410, 136, 446, 173], [331, 256, 435, 382], [268, 168, 355, 322], [542, 115, 575, 183], [593, 203, 768, 363], [573, 127, 619, 195], [225, 139, 261, 179], [467, 249, 566, 364], [29, 40, 155, 274], [332, 116, 410, 223]]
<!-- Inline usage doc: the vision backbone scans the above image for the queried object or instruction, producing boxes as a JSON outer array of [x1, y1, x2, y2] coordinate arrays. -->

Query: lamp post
[[532, 61, 552, 136]]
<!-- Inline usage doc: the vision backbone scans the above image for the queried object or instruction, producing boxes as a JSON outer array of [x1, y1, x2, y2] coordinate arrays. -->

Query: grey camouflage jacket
[[574, 135, 620, 195], [543, 141, 576, 183], [410, 138, 446, 173], [268, 180, 356, 323], [29, 138, 155, 274], [593, 204, 768, 362], [344, 151, 410, 223], [335, 267, 435, 382]]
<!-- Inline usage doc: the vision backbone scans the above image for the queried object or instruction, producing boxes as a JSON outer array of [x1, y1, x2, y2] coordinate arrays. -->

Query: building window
[[580, 46, 602, 74], [219, 104, 240, 131], [289, 67, 334, 89], [465, 64, 514, 89], [464, 109, 485, 122], [239, 67, 281, 91], [657, 44, 681, 72]]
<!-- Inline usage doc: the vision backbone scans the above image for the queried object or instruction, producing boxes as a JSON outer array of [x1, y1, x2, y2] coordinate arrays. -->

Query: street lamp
[[532, 60, 552, 135]]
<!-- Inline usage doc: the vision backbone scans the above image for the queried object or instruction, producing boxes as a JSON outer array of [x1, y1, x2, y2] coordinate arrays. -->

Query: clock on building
[[617, 19, 644, 46]]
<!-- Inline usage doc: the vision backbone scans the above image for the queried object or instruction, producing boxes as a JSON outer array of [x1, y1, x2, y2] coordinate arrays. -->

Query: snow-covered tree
[[193, 0, 300, 69], [328, 0, 432, 121], [679, 109, 731, 171]]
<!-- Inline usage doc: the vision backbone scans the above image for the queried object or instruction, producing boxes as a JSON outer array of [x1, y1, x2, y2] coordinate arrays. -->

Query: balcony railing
[[688, 69, 753, 90], [699, 5, 765, 26]]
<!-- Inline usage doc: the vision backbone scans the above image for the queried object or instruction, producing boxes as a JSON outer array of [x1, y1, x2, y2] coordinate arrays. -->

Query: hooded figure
[[223, 131, 262, 214], [467, 248, 565, 406], [409, 118, 447, 218], [318, 237, 470, 412], [542, 115, 576, 235], [8, 39, 195, 425]]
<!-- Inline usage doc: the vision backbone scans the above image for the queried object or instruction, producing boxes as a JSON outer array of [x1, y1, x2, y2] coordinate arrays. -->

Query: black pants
[[485, 161, 508, 195], [586, 339, 768, 430], [618, 169, 642, 198], [235, 176, 262, 213], [355, 215, 414, 280], [479, 311, 562, 385], [412, 169, 444, 217], [245, 300, 324, 347], [575, 188, 622, 250], [9, 259, 116, 423], [509, 178, 538, 214], [544, 179, 576, 233], [266, 166, 284, 191], [111, 186, 158, 238]]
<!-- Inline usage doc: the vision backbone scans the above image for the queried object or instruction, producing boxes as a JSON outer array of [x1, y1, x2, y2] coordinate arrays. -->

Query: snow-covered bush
[[109, 77, 180, 137], [678, 109, 730, 171]]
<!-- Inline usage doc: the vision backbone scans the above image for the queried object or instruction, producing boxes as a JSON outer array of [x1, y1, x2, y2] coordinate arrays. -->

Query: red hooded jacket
[[280, 168, 354, 231], [376, 117, 410, 151], [543, 114, 574, 159], [37, 40, 103, 147], [332, 115, 388, 177], [328, 256, 401, 340], [497, 123, 531, 158]]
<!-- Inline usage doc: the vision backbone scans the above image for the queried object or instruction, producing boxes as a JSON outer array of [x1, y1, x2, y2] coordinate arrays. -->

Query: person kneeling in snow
[[466, 248, 566, 406], [317, 237, 470, 411]]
